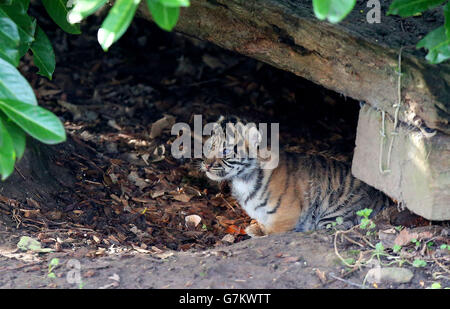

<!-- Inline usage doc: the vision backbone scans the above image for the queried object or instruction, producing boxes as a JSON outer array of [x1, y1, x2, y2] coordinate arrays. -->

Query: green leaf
[[417, 26, 450, 64], [49, 257, 60, 267], [387, 0, 446, 17], [30, 26, 55, 79], [356, 208, 373, 218], [67, 0, 108, 24], [98, 0, 141, 51], [312, 0, 356, 23], [0, 0, 12, 5], [17, 236, 54, 253], [146, 0, 180, 31], [375, 242, 385, 253], [430, 282, 442, 289], [0, 0, 36, 57], [412, 259, 427, 267], [159, 0, 190, 7], [0, 57, 37, 105], [0, 117, 15, 180], [0, 98, 66, 144], [0, 8, 20, 66], [445, 2, 450, 39], [0, 112, 25, 160], [41, 0, 81, 34], [393, 244, 402, 253]]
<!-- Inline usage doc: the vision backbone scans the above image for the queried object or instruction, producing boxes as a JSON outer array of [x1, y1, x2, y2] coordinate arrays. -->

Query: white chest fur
[[231, 171, 272, 226]]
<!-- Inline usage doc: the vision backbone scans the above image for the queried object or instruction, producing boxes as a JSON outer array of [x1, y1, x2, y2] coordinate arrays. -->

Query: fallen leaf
[[221, 234, 235, 243], [17, 236, 54, 253], [173, 193, 193, 203], [150, 115, 176, 139], [315, 269, 327, 284], [185, 214, 202, 228], [127, 171, 150, 190], [394, 229, 419, 246], [225, 225, 246, 235]]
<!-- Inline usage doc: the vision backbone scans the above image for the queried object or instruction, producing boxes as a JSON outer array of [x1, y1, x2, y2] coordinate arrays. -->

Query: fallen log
[[138, 0, 450, 134]]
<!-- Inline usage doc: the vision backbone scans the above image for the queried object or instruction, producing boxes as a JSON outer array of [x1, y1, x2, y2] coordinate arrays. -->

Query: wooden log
[[352, 104, 450, 221], [137, 0, 450, 134]]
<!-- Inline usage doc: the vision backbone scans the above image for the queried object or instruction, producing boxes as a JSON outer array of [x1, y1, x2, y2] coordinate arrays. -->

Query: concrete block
[[352, 105, 450, 221]]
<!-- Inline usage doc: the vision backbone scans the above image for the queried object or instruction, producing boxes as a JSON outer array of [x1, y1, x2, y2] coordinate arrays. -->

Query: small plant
[[440, 244, 450, 250], [356, 208, 376, 230], [392, 244, 402, 253], [326, 216, 344, 229], [47, 258, 59, 279], [412, 259, 427, 268], [428, 282, 442, 289], [411, 238, 421, 250]]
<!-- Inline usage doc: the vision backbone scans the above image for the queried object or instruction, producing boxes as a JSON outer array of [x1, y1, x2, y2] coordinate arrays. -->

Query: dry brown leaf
[[127, 171, 150, 190], [150, 115, 176, 139], [221, 234, 235, 243], [173, 193, 193, 203], [151, 190, 165, 199], [185, 214, 202, 228], [394, 228, 434, 246], [315, 269, 327, 284]]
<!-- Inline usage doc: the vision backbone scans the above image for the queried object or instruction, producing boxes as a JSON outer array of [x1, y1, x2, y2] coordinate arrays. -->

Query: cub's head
[[201, 116, 262, 181]]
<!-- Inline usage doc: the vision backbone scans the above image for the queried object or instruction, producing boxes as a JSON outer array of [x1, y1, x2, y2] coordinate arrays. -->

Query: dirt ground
[[0, 6, 448, 289]]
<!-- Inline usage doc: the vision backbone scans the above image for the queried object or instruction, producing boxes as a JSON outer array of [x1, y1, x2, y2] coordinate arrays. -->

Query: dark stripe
[[254, 194, 269, 210], [245, 168, 264, 203], [267, 195, 282, 214], [267, 159, 292, 215]]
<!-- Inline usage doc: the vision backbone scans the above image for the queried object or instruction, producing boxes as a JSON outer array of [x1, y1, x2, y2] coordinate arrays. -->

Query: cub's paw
[[245, 223, 267, 238]]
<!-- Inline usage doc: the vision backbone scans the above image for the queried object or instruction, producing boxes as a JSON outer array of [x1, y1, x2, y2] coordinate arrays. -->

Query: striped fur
[[201, 117, 391, 236]]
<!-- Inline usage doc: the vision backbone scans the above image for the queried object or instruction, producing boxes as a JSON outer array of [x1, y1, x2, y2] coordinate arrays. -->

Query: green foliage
[[47, 257, 59, 278], [0, 0, 192, 180], [312, 0, 450, 64], [412, 259, 427, 267], [17, 236, 54, 252], [67, 0, 108, 24], [356, 208, 376, 230], [146, 0, 180, 31], [388, 0, 450, 64], [0, 98, 66, 144], [387, 0, 446, 17], [392, 244, 402, 253], [440, 244, 450, 250], [417, 25, 450, 64], [41, 0, 81, 34], [98, 0, 142, 51], [313, 0, 356, 23], [0, 1, 66, 180], [30, 26, 55, 79], [429, 282, 442, 289]]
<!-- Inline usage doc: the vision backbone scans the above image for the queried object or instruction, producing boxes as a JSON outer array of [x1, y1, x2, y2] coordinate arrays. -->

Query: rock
[[352, 104, 450, 221], [365, 267, 414, 284]]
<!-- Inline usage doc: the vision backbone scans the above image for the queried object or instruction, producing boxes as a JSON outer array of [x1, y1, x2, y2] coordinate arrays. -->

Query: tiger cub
[[201, 116, 392, 237]]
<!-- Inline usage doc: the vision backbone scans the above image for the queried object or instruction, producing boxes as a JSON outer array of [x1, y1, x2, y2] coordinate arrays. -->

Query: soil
[[0, 5, 448, 289]]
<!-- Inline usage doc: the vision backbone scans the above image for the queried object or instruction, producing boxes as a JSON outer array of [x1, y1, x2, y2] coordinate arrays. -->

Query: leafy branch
[[313, 0, 450, 64], [0, 0, 189, 180]]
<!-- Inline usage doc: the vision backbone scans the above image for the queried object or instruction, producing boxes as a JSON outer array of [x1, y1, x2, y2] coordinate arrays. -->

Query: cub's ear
[[248, 126, 262, 148]]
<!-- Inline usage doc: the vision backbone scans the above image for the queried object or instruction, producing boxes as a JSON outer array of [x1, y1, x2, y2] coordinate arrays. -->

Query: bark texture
[[138, 0, 450, 134]]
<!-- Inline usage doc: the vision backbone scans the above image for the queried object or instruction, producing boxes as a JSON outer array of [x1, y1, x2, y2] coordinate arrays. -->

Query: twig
[[328, 272, 366, 289]]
